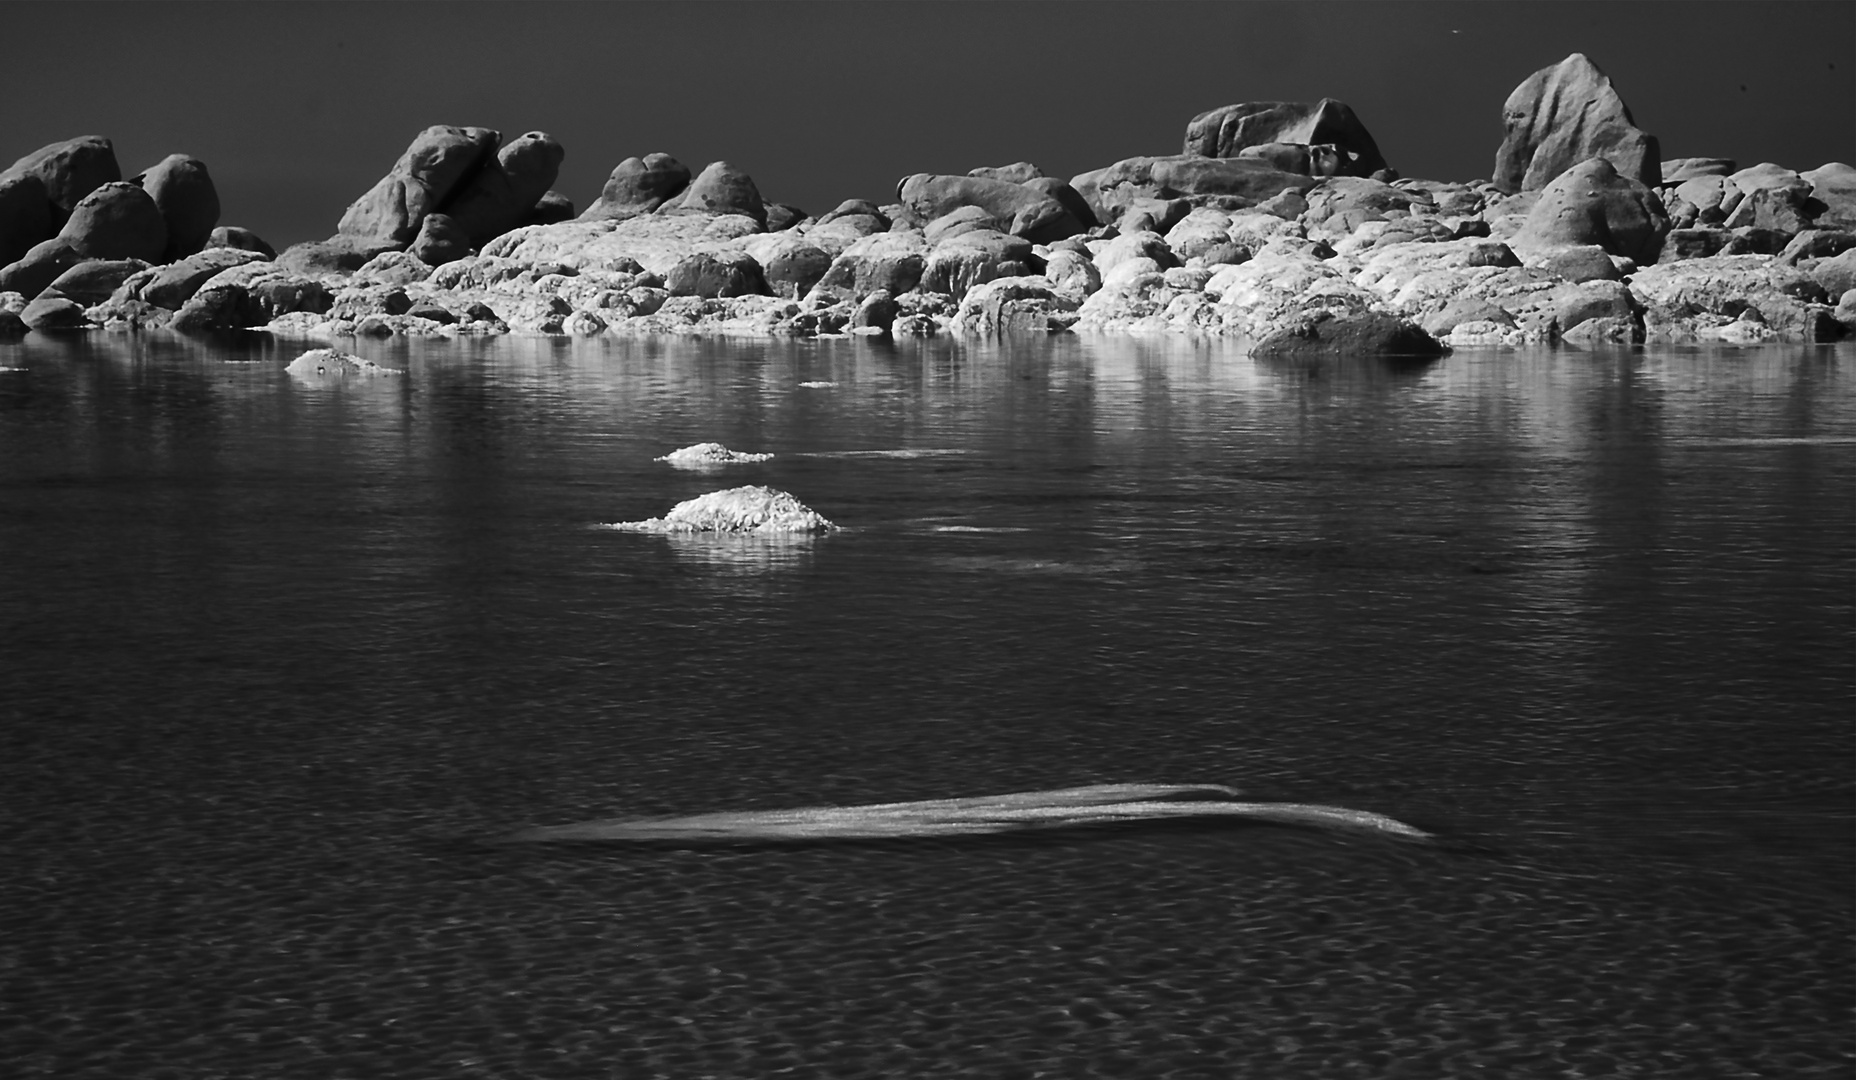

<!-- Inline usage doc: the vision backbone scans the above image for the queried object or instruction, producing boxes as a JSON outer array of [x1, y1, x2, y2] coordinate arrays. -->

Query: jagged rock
[[1070, 155, 1318, 225], [968, 162, 1044, 183], [665, 249, 768, 298], [1662, 158, 1735, 183], [920, 229, 1037, 299], [896, 174, 1085, 244], [1494, 53, 1660, 192], [0, 237, 85, 299], [21, 293, 92, 330], [206, 226, 275, 259], [609, 485, 835, 534], [407, 212, 472, 265], [1511, 157, 1668, 264], [46, 259, 150, 305], [0, 136, 120, 226], [581, 154, 692, 221], [170, 281, 268, 330], [0, 173, 51, 267], [1661, 227, 1732, 261], [1184, 99, 1387, 177], [441, 131, 564, 246], [949, 276, 1080, 334], [134, 154, 218, 261], [660, 160, 766, 226], [285, 348, 402, 379], [337, 125, 500, 246], [1722, 227, 1791, 256], [1722, 185, 1820, 234], [58, 181, 166, 262], [351, 250, 434, 286]]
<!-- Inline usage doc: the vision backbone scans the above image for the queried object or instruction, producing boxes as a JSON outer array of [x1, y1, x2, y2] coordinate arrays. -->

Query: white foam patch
[[797, 381, 838, 388]]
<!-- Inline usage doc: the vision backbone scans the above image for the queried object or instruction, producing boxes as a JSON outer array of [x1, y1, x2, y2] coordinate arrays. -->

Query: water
[[1, 331, 1851, 1079]]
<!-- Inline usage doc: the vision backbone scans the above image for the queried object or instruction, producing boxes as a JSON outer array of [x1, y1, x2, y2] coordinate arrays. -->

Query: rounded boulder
[[58, 181, 168, 262]]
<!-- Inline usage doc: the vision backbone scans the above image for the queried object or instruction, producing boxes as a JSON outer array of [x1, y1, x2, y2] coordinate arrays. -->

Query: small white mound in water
[[285, 348, 402, 378], [608, 485, 836, 534], [502, 782, 1434, 844], [654, 442, 774, 467]]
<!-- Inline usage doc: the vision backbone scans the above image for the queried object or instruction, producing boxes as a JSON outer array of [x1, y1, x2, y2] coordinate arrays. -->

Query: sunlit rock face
[[1493, 53, 1660, 194], [608, 486, 835, 535]]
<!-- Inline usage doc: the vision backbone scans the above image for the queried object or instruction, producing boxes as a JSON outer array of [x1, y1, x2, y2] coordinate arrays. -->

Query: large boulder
[[139, 247, 269, 308], [46, 259, 151, 305], [0, 237, 85, 299], [579, 153, 690, 221], [664, 249, 768, 298], [134, 154, 219, 261], [1494, 53, 1660, 193], [1630, 254, 1839, 341], [1183, 99, 1387, 177], [806, 231, 928, 302], [1069, 156, 1318, 225], [0, 173, 51, 267], [742, 233, 832, 299], [1511, 157, 1669, 265], [438, 131, 564, 247], [336, 125, 500, 246], [0, 136, 120, 226], [920, 229, 1038, 299], [20, 293, 92, 331], [659, 161, 765, 226], [1251, 308, 1446, 359], [275, 235, 402, 276], [968, 162, 1044, 184], [896, 174, 1084, 244], [1662, 157, 1736, 183], [1803, 162, 1856, 228], [948, 276, 1081, 334], [58, 182, 167, 262], [406, 212, 472, 265], [207, 226, 275, 258]]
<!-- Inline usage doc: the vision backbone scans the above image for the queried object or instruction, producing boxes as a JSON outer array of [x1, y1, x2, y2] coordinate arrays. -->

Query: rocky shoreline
[[2, 52, 1852, 352]]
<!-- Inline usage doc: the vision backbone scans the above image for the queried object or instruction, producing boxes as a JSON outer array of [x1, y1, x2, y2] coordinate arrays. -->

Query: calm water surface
[[1, 331, 1852, 1079]]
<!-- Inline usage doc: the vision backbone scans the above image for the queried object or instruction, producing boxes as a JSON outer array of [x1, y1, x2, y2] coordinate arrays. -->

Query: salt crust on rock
[[609, 485, 834, 534], [654, 442, 774, 467]]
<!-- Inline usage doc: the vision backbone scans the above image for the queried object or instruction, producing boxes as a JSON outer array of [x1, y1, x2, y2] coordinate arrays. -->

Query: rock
[[1301, 176, 1428, 233], [764, 203, 806, 232], [1534, 244, 1621, 283], [1661, 226, 1732, 261], [1803, 162, 1856, 227], [337, 125, 500, 246], [1020, 177, 1099, 230], [57, 181, 167, 262], [1728, 163, 1809, 195], [351, 250, 434, 287], [0, 237, 85, 299], [807, 205, 891, 251], [1070, 156, 1319, 225], [285, 348, 402, 379], [1510, 157, 1669, 265], [1778, 229, 1856, 265], [1554, 278, 1638, 330], [0, 309, 23, 337], [609, 485, 835, 534], [1662, 157, 1736, 183], [134, 154, 219, 260], [1807, 248, 1856, 297], [406, 212, 473, 265], [1419, 296, 1518, 336], [1251, 307, 1445, 359], [525, 190, 576, 226], [275, 236, 401, 276], [751, 235, 833, 299], [920, 229, 1037, 299], [1721, 227, 1792, 256], [207, 226, 275, 259], [1115, 197, 1191, 235], [1722, 185, 1820, 234], [665, 250, 768, 298], [0, 136, 120, 225], [659, 160, 766, 226], [1183, 99, 1387, 177], [1093, 230, 1181, 274], [655, 443, 774, 467], [1163, 207, 1235, 260], [1631, 254, 1839, 341], [968, 162, 1044, 184], [20, 294, 92, 331], [1255, 188, 1309, 220], [328, 284, 413, 321], [949, 276, 1080, 334], [1042, 249, 1101, 296], [580, 154, 692, 221], [1494, 53, 1660, 192], [1671, 175, 1736, 224], [849, 289, 899, 334], [896, 174, 1084, 244], [46, 259, 151, 305], [441, 131, 565, 246], [924, 205, 1001, 246], [0, 173, 51, 267], [807, 232, 928, 302]]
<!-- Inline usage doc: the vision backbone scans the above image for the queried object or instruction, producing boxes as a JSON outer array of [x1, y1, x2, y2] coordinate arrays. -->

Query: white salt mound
[[654, 442, 775, 466], [285, 349, 402, 378], [610, 485, 836, 534]]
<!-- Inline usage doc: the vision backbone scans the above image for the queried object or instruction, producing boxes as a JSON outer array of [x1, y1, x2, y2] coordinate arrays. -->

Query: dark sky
[[4, 1, 1851, 247]]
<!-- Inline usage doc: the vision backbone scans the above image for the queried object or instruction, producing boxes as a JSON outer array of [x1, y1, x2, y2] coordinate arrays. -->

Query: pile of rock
[[3, 51, 1851, 349]]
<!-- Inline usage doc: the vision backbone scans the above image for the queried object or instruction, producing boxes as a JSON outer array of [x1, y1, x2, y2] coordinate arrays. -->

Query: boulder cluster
[[3, 53, 1852, 349]]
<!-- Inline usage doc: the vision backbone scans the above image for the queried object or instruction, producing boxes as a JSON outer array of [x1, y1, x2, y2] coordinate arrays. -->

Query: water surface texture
[[2, 333, 1852, 1079]]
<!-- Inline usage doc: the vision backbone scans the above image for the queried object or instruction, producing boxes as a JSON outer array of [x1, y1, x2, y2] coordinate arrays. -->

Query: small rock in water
[[654, 442, 774, 467], [610, 485, 835, 534], [284, 348, 402, 378]]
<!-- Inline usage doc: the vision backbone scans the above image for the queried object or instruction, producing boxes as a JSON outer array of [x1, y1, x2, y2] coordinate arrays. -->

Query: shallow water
[[1, 331, 1851, 1079]]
